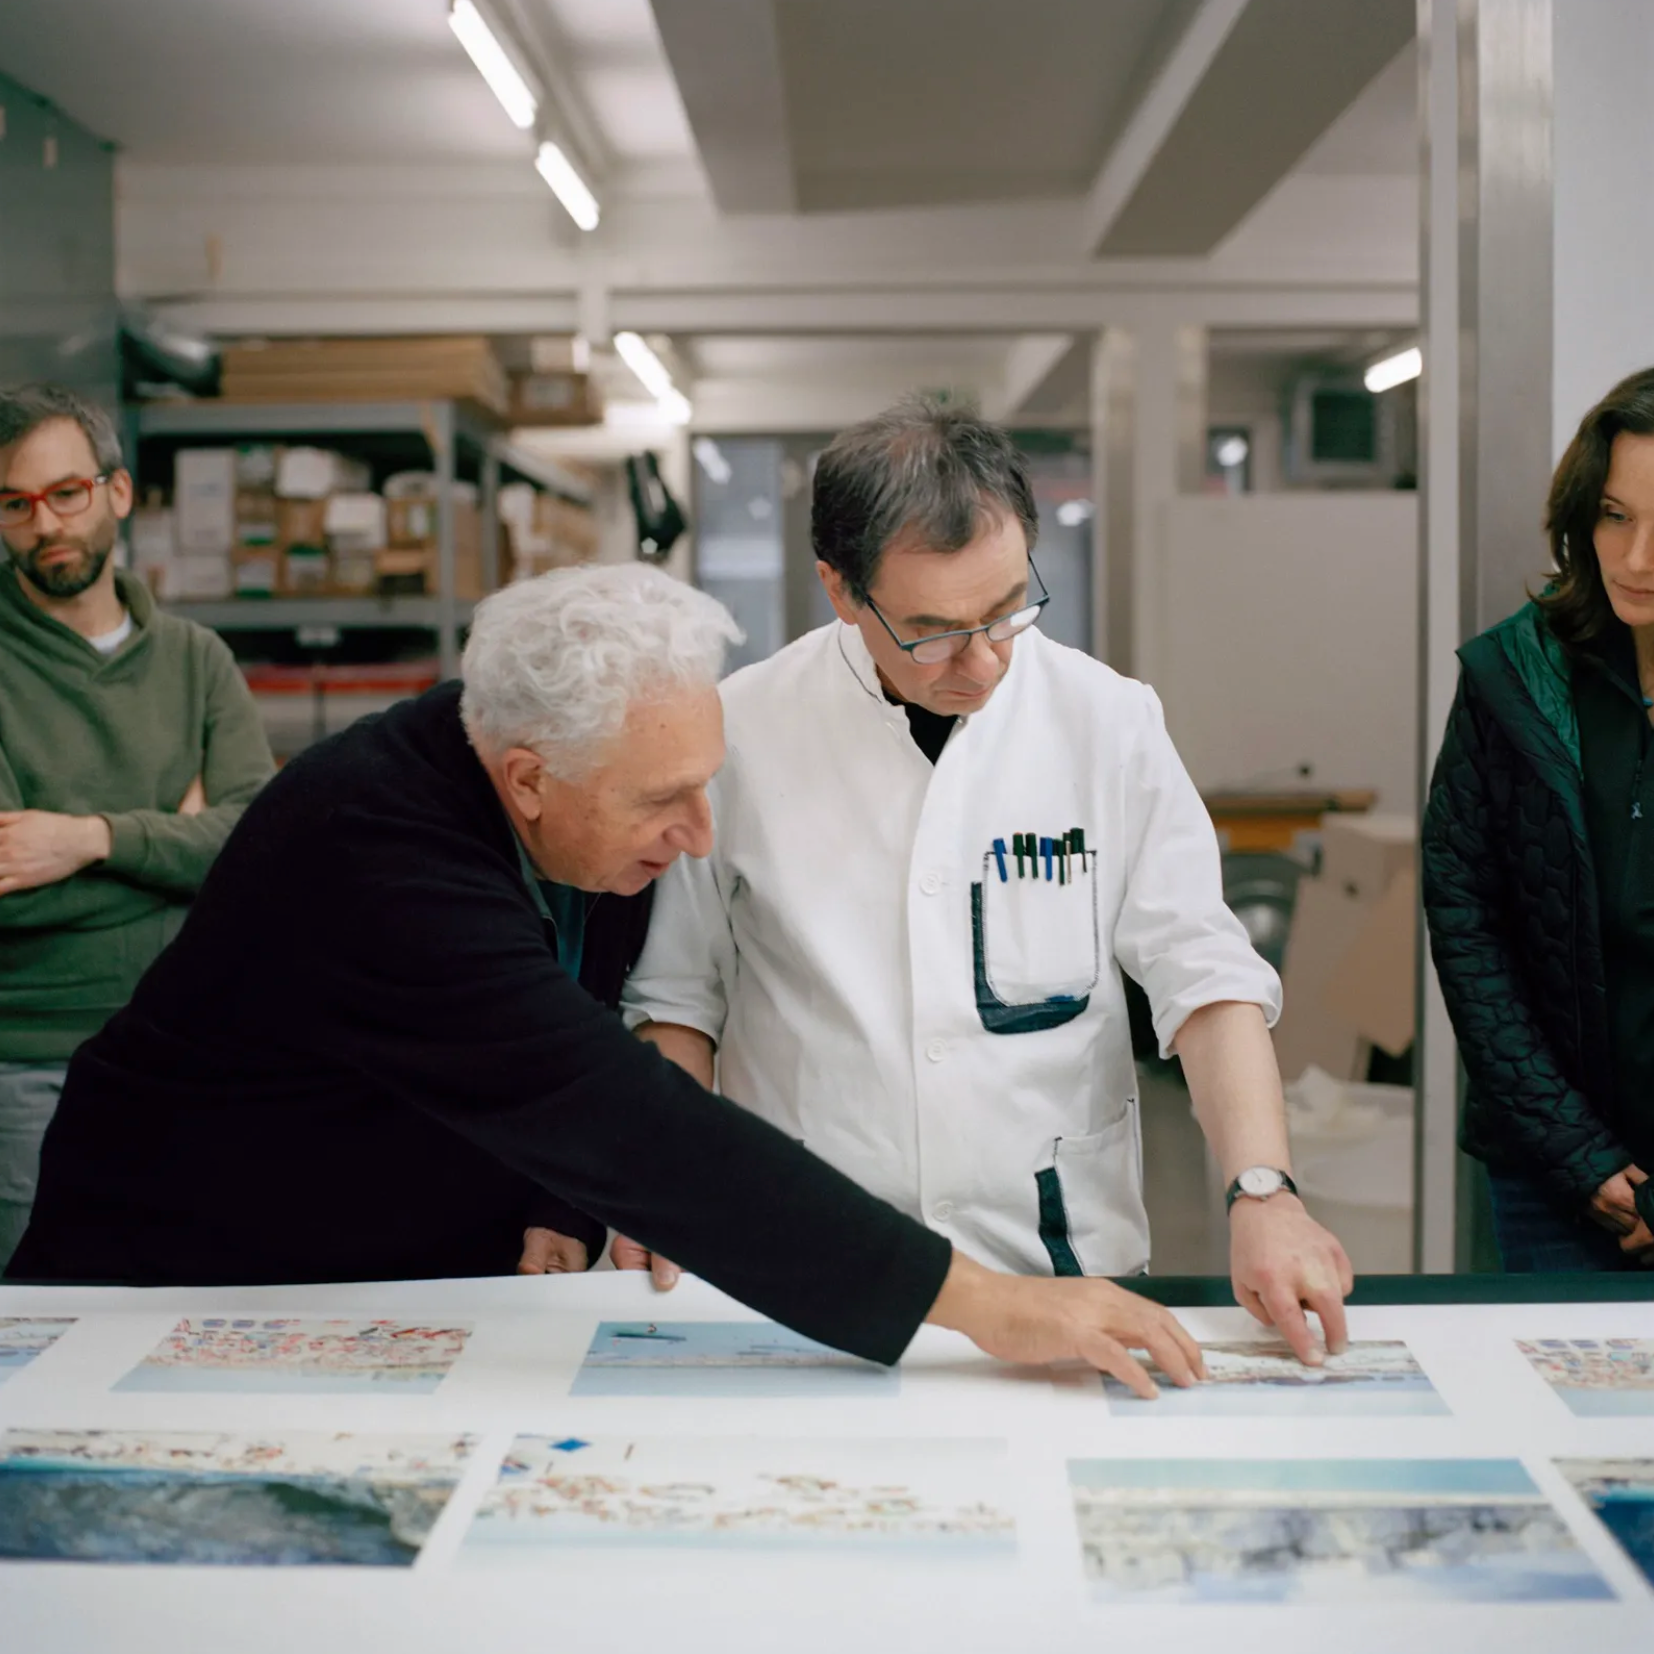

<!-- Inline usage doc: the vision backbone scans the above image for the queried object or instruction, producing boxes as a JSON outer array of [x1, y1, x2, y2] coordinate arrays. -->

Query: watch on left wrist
[[1225, 1165, 1298, 1213]]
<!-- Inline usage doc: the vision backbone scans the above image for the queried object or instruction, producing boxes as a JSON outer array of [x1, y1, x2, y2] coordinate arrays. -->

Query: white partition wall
[[1154, 494, 1420, 812]]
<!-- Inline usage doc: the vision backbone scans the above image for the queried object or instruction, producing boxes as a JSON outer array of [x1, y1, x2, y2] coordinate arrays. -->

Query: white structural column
[[1129, 318, 1206, 690], [1552, 0, 1654, 450], [1090, 330, 1137, 673], [1416, 0, 1554, 1270]]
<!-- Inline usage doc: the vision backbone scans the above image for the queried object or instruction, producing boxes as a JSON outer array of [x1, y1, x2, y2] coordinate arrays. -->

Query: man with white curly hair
[[11, 565, 1211, 1396]]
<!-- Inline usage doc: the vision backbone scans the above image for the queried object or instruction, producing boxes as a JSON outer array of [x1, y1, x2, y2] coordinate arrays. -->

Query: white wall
[[1153, 494, 1418, 812], [1553, 0, 1654, 454]]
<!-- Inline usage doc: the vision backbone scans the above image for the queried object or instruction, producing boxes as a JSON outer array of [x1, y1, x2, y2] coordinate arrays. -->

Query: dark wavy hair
[[1536, 365, 1654, 646], [811, 398, 1039, 604]]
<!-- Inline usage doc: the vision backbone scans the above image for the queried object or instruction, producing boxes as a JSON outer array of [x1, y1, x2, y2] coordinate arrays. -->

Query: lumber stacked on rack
[[218, 336, 510, 415]]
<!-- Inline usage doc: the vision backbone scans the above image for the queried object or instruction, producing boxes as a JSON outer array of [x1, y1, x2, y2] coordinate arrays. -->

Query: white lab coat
[[622, 622, 1281, 1276]]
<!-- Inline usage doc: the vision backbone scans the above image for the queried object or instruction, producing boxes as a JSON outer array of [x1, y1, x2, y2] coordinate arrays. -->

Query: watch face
[[1238, 1167, 1283, 1198]]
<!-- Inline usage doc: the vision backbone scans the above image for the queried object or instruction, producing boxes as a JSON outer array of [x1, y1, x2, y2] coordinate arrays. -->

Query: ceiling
[[0, 0, 526, 163], [770, 0, 1198, 212], [0, 1, 1422, 421]]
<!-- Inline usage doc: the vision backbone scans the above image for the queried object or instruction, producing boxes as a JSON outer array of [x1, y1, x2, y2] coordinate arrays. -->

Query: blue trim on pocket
[[1035, 1167, 1084, 1277], [970, 882, 1089, 1035]]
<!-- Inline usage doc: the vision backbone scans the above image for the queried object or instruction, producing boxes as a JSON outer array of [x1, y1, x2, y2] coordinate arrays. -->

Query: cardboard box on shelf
[[275, 496, 328, 552], [220, 336, 510, 416], [173, 449, 236, 552], [324, 492, 387, 553], [283, 545, 331, 594], [374, 545, 433, 597], [386, 495, 439, 548], [166, 551, 233, 601], [234, 445, 279, 491], [231, 550, 281, 598], [331, 549, 379, 595], [128, 507, 176, 589], [234, 489, 277, 549], [507, 370, 602, 427], [275, 446, 368, 500], [1319, 813, 1416, 905]]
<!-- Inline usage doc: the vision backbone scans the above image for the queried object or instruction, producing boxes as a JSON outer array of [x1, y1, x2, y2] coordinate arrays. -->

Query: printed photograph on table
[[1068, 1458, 1611, 1604], [571, 1321, 898, 1397], [1100, 1338, 1448, 1416], [1556, 1460, 1654, 1591], [0, 1429, 476, 1566], [0, 1318, 74, 1387], [113, 1317, 473, 1395], [1519, 1339, 1654, 1417], [463, 1435, 1014, 1560]]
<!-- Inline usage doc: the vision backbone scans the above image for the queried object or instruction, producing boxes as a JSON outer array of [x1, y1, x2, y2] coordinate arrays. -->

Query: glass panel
[[693, 438, 786, 675]]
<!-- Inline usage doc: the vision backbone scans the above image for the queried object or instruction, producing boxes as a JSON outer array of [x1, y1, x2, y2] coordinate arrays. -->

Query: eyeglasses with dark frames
[[863, 556, 1050, 665], [0, 474, 114, 529]]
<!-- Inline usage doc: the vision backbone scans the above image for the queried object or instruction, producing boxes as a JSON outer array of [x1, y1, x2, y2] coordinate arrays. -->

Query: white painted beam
[[985, 334, 1079, 422], [1078, 0, 1251, 256], [154, 284, 1415, 342], [650, 0, 796, 212]]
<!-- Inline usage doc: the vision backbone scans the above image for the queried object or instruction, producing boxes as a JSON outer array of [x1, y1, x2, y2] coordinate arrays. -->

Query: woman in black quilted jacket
[[1424, 365, 1654, 1271]]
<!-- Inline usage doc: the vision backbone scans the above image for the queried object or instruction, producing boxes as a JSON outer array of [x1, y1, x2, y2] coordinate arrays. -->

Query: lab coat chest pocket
[[980, 853, 1100, 1004], [1037, 1104, 1150, 1278]]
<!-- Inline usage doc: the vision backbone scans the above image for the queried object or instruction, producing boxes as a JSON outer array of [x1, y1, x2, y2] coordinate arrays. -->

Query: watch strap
[[1225, 1167, 1299, 1212]]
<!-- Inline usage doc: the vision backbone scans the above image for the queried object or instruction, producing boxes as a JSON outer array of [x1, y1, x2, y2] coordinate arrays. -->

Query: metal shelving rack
[[130, 399, 593, 677]]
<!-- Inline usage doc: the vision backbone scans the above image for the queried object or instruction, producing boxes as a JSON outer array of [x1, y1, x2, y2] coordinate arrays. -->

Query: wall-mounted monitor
[[1283, 375, 1396, 487]]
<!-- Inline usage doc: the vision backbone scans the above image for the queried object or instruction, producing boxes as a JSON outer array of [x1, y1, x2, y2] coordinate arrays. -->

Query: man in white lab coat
[[618, 400, 1353, 1363]]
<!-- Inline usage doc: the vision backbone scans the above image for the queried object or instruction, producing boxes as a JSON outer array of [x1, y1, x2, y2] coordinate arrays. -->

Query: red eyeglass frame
[[0, 472, 114, 525]]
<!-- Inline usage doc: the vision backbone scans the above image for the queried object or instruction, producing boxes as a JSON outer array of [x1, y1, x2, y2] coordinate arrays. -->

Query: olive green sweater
[[0, 567, 274, 1061]]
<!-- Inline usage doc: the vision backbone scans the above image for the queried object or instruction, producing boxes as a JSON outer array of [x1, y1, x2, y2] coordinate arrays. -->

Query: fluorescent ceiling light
[[1364, 346, 1422, 394], [535, 141, 600, 232], [449, 0, 538, 130], [615, 331, 691, 425]]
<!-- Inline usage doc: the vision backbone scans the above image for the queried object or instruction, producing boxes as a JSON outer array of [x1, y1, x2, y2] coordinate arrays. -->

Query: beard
[[10, 526, 115, 600]]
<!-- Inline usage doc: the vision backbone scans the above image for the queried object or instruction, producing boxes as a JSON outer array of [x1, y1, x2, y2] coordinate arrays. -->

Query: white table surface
[[2, 1272, 1652, 1652]]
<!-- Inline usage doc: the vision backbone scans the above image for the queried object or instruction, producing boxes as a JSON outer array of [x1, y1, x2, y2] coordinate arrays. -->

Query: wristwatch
[[1225, 1166, 1299, 1212]]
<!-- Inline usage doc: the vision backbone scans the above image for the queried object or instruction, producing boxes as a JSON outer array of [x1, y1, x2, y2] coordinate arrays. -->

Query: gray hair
[[811, 396, 1039, 604], [460, 564, 743, 776], [0, 383, 124, 472]]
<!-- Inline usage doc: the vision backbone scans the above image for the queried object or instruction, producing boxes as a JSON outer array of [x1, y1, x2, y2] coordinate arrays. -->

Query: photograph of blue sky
[[0, 1318, 73, 1388], [1100, 1339, 1447, 1416], [571, 1321, 898, 1398], [1519, 1340, 1654, 1418], [1068, 1458, 1610, 1604]]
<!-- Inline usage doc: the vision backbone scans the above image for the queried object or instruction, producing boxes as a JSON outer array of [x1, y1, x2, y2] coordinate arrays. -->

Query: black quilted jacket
[[1422, 601, 1632, 1206]]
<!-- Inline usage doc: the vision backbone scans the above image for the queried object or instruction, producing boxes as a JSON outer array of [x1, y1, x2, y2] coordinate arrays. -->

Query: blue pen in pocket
[[991, 838, 1009, 882]]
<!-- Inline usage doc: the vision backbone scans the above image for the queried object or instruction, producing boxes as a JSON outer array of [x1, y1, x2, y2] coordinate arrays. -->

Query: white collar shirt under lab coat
[[621, 622, 1281, 1277]]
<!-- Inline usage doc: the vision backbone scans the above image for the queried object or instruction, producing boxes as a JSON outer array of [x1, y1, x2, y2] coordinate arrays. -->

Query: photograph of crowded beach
[[1100, 1339, 1448, 1416], [1556, 1459, 1654, 1590], [462, 1434, 1015, 1559], [1067, 1458, 1610, 1603], [0, 1318, 74, 1388], [114, 1318, 473, 1395], [571, 1321, 898, 1398], [0, 1429, 476, 1566], [1518, 1340, 1654, 1417]]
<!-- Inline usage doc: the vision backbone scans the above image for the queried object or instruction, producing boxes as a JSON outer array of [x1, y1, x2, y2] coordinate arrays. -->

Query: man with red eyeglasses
[[0, 383, 273, 1268]]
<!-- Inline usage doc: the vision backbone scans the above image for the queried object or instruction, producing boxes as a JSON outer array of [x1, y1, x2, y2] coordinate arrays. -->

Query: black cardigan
[[9, 683, 951, 1365]]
